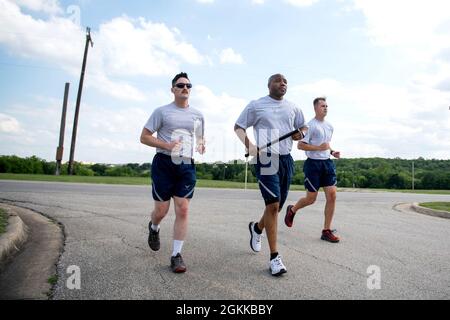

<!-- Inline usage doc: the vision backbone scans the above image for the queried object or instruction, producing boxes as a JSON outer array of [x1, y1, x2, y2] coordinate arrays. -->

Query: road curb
[[0, 203, 64, 299], [0, 205, 28, 269], [411, 202, 450, 219]]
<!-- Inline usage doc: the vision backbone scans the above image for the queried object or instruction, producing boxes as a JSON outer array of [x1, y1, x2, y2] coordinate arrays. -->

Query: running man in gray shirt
[[140, 72, 205, 273], [234, 74, 307, 276], [284, 97, 341, 243]]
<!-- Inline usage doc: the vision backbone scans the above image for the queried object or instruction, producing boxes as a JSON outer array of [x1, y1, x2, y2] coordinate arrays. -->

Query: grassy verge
[[47, 274, 58, 286], [0, 173, 306, 190], [341, 188, 450, 195], [196, 179, 305, 190], [1, 173, 449, 194], [0, 173, 149, 185], [419, 202, 450, 212], [0, 208, 8, 235], [46, 274, 59, 299]]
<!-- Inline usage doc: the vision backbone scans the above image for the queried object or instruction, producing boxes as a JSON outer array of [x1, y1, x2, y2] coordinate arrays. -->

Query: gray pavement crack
[[120, 236, 147, 253], [284, 244, 367, 278]]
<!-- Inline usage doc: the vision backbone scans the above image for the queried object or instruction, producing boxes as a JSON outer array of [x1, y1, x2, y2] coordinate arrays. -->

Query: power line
[[0, 61, 166, 87], [0, 29, 84, 40], [0, 61, 65, 71]]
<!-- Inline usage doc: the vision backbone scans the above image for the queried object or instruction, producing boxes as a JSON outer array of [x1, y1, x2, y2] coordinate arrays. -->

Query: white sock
[[172, 240, 184, 257], [151, 223, 160, 232]]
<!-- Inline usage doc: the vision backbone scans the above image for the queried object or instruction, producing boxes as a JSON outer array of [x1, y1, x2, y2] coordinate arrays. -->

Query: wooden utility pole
[[55, 82, 70, 175], [68, 27, 93, 175]]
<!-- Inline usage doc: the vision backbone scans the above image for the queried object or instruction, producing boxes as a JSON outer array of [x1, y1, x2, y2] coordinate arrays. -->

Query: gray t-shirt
[[144, 102, 204, 158], [235, 95, 305, 155], [301, 118, 334, 160]]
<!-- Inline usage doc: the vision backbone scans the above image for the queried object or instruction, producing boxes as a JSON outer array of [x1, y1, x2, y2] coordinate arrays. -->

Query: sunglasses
[[174, 83, 192, 89]]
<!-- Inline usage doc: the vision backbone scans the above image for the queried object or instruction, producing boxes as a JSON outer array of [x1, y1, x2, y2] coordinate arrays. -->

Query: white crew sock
[[172, 240, 184, 257], [151, 223, 160, 232]]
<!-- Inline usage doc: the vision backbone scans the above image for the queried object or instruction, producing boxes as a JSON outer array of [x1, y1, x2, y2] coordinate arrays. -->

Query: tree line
[[0, 155, 449, 190]]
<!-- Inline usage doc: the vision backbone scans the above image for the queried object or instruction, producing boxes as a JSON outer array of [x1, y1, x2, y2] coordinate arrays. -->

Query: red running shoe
[[321, 229, 340, 243], [284, 205, 296, 228]]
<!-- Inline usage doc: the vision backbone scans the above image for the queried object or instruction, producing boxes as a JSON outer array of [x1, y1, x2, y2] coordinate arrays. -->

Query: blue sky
[[0, 0, 449, 164]]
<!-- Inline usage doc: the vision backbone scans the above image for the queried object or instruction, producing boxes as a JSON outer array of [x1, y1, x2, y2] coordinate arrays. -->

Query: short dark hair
[[313, 97, 326, 107], [172, 72, 190, 87], [267, 74, 285, 87]]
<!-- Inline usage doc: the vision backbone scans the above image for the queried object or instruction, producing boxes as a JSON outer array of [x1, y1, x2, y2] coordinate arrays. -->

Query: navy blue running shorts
[[254, 153, 294, 210], [303, 158, 337, 192], [151, 153, 196, 202]]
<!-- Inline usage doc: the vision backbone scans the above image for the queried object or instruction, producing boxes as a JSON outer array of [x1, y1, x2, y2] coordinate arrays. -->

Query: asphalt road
[[0, 180, 449, 300]]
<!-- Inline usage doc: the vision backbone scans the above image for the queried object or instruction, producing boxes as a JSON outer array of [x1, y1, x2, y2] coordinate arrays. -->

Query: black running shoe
[[148, 221, 160, 251], [170, 253, 186, 273]]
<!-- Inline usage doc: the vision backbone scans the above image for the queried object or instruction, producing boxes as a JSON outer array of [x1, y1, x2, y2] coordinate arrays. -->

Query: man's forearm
[[298, 142, 327, 152], [234, 125, 251, 149], [141, 135, 169, 150]]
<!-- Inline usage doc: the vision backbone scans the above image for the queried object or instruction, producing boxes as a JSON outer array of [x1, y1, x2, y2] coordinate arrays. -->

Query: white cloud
[[0, 99, 67, 160], [350, 0, 450, 63], [97, 17, 205, 77], [191, 85, 246, 122], [0, 98, 152, 163], [86, 74, 147, 102], [219, 48, 244, 64], [11, 0, 62, 14], [190, 85, 248, 162], [87, 106, 149, 135], [284, 1, 450, 159], [77, 85, 246, 163], [0, 1, 206, 102], [0, 113, 21, 133], [348, 0, 450, 156], [289, 78, 450, 159], [410, 60, 450, 93], [0, 86, 250, 163], [284, 0, 319, 7], [2, 79, 448, 163], [0, 0, 83, 64], [2, 0, 449, 162]]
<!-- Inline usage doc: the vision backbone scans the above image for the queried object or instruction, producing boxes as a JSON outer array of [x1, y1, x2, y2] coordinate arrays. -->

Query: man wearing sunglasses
[[140, 72, 205, 273], [234, 74, 307, 276], [284, 97, 341, 243]]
